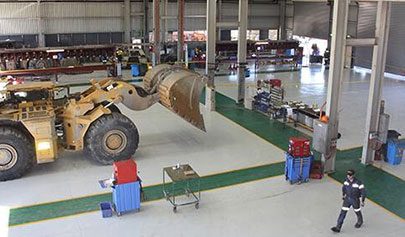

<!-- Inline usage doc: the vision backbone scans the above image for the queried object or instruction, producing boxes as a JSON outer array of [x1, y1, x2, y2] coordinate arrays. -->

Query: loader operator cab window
[[11, 89, 50, 102]]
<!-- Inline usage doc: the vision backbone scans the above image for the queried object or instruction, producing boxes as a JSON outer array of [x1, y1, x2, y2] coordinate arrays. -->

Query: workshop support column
[[177, 0, 185, 64], [323, 0, 349, 173], [205, 0, 217, 111], [124, 0, 131, 44], [153, 0, 161, 65], [327, 0, 333, 50], [361, 2, 391, 165], [37, 0, 45, 47], [162, 0, 168, 42], [143, 0, 149, 44], [217, 0, 222, 41], [279, 0, 287, 40], [237, 0, 248, 103]]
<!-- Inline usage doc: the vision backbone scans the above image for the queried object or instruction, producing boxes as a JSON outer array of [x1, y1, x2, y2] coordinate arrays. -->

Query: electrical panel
[[378, 113, 390, 143], [312, 119, 329, 154]]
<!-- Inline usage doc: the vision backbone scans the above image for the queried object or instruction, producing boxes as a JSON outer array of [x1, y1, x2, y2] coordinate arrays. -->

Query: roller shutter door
[[293, 2, 330, 39]]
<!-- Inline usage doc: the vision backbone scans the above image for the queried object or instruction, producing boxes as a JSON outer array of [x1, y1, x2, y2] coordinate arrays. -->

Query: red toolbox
[[288, 137, 311, 157], [113, 159, 138, 185], [269, 79, 282, 88]]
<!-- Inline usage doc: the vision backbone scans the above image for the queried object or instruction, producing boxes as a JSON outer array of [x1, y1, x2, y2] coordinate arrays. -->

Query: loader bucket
[[158, 67, 207, 131], [143, 64, 172, 94]]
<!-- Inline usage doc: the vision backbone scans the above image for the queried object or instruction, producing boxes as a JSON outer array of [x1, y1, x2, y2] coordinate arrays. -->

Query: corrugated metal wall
[[354, 2, 405, 75], [354, 2, 376, 69], [220, 2, 279, 29], [0, 1, 280, 36], [387, 3, 405, 75], [43, 2, 123, 34], [293, 2, 330, 39], [0, 3, 39, 34], [293, 2, 358, 40]]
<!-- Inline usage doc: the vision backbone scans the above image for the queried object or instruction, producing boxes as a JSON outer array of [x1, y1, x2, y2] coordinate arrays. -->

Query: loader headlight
[[37, 141, 51, 151]]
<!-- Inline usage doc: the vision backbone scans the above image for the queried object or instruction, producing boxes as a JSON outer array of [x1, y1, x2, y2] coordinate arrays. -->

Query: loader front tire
[[0, 127, 35, 181], [84, 113, 139, 165]]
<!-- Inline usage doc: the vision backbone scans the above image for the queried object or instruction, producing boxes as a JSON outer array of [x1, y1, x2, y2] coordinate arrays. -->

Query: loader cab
[[6, 82, 54, 100]]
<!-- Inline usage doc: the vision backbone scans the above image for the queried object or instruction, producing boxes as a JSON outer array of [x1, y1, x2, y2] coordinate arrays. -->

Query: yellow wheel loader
[[0, 64, 206, 181]]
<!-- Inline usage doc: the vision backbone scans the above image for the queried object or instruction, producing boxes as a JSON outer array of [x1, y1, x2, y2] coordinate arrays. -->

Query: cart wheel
[[117, 212, 122, 217], [195, 203, 199, 209], [289, 180, 293, 185], [173, 206, 177, 213]]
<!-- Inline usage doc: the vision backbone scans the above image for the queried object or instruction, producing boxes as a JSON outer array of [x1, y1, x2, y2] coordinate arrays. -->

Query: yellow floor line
[[9, 94, 404, 226], [10, 175, 285, 228], [12, 161, 283, 210], [11, 174, 404, 227]]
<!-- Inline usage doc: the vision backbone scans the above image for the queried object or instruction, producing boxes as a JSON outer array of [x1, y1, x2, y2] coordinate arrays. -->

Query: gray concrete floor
[[1, 66, 404, 237], [25, 65, 405, 183], [8, 177, 405, 237]]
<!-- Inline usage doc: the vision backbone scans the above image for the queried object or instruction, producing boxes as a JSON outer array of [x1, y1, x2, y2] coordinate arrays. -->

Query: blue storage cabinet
[[112, 181, 141, 215], [386, 140, 405, 165], [285, 153, 312, 184]]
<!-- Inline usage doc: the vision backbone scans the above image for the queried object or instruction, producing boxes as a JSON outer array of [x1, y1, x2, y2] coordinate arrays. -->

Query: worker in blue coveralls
[[331, 169, 366, 233]]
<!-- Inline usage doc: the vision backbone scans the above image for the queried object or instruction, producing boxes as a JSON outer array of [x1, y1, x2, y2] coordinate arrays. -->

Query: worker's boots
[[354, 211, 363, 228], [331, 226, 341, 233]]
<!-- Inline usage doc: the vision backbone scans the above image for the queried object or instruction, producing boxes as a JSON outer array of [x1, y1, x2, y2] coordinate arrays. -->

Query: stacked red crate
[[113, 159, 138, 185], [269, 79, 282, 88], [288, 137, 311, 157]]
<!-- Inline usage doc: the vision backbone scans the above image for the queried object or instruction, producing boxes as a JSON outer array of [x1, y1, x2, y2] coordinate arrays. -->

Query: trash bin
[[386, 140, 405, 165], [382, 130, 402, 159], [99, 202, 113, 218], [244, 68, 250, 78], [131, 64, 140, 77]]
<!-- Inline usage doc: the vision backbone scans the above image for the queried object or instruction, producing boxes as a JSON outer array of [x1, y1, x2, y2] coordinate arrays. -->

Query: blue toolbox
[[112, 181, 141, 216], [285, 153, 312, 184], [386, 140, 405, 165]]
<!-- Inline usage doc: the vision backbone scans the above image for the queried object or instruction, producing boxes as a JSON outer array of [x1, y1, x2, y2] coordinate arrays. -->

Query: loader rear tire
[[84, 113, 139, 165], [0, 127, 35, 181]]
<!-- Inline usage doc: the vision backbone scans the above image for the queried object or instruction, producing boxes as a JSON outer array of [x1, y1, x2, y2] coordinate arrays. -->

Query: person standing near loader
[[331, 169, 366, 233]]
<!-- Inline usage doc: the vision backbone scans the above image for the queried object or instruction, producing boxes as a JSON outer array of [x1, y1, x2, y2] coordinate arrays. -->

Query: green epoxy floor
[[10, 162, 285, 226], [8, 91, 405, 226]]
